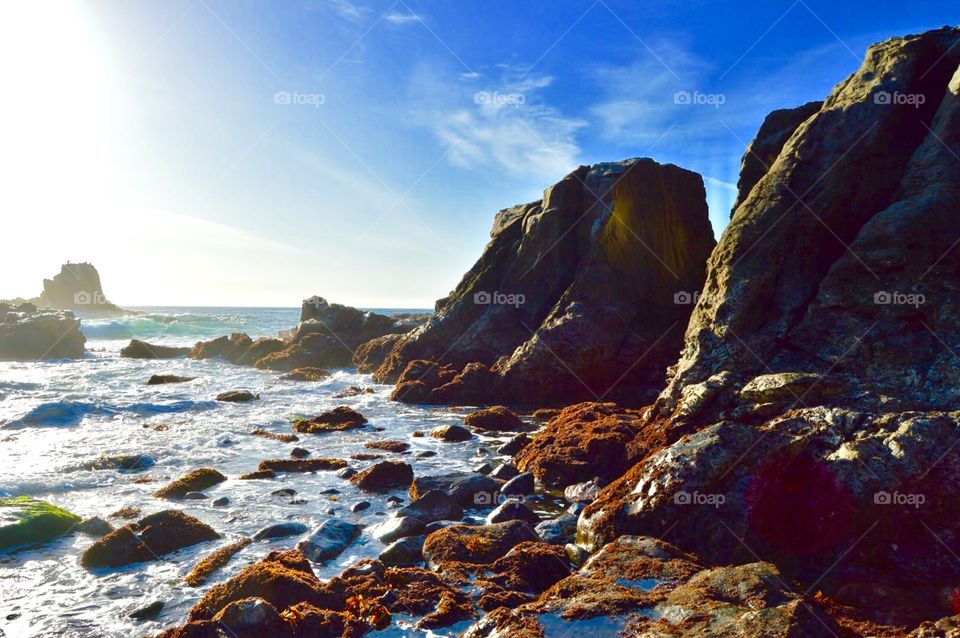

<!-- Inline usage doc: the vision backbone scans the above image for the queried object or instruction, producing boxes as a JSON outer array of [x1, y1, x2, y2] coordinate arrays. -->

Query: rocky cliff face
[[378, 158, 716, 406], [38, 263, 122, 314], [574, 27, 960, 634]]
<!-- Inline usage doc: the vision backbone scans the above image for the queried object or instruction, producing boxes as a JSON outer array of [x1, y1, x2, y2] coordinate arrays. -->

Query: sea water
[[0, 307, 495, 637]]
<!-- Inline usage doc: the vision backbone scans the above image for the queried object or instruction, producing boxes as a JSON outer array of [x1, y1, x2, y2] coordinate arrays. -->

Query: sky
[[0, 1, 956, 307]]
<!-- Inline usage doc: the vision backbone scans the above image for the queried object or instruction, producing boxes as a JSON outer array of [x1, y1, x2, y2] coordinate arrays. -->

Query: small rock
[[77, 516, 113, 538], [154, 468, 226, 499], [212, 497, 230, 507], [501, 472, 535, 497], [129, 599, 164, 620], [486, 499, 539, 525], [386, 495, 404, 506], [291, 447, 310, 458], [565, 542, 589, 565], [147, 374, 196, 385], [279, 367, 330, 382], [293, 407, 367, 433], [490, 463, 519, 481], [535, 512, 578, 545], [239, 469, 276, 480], [212, 597, 285, 634], [416, 450, 437, 458], [183, 492, 208, 500], [351, 501, 371, 513], [379, 535, 425, 567], [498, 433, 532, 456], [429, 424, 473, 442], [252, 522, 309, 541], [297, 519, 363, 562], [319, 488, 340, 495], [337, 467, 357, 479], [271, 488, 296, 497], [289, 498, 307, 505], [397, 489, 464, 523], [370, 516, 426, 543], [563, 479, 600, 503], [215, 390, 259, 402]]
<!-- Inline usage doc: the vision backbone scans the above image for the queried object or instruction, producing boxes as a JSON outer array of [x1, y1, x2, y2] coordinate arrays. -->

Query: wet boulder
[[464, 406, 530, 432], [120, 339, 189, 359], [81, 510, 219, 569], [293, 407, 368, 433], [349, 461, 414, 492], [397, 490, 464, 523], [154, 468, 227, 499], [296, 520, 363, 562], [409, 472, 501, 507], [0, 497, 81, 551], [423, 520, 539, 567]]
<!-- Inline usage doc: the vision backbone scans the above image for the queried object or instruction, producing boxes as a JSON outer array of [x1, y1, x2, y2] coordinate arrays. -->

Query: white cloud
[[325, 0, 368, 23], [413, 67, 586, 182], [384, 10, 422, 25]]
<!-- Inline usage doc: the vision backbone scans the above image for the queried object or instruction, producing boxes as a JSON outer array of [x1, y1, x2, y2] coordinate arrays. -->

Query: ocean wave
[[2, 399, 216, 428]]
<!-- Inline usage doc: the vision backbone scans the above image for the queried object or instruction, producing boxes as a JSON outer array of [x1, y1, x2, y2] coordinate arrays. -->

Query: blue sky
[[1, 1, 956, 306]]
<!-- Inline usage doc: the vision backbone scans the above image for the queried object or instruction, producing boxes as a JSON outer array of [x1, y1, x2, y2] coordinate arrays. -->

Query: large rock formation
[[378, 158, 716, 406], [137, 298, 428, 371], [38, 262, 123, 314], [0, 303, 86, 360], [575, 27, 960, 635]]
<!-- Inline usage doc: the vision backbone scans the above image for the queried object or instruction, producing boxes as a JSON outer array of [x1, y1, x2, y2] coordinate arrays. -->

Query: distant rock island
[[37, 262, 125, 314]]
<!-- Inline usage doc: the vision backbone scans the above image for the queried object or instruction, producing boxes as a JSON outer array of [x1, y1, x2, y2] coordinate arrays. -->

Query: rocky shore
[[3, 25, 960, 638]]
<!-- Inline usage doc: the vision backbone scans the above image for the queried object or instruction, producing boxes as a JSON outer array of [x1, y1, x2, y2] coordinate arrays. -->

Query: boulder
[[296, 520, 362, 562], [279, 367, 330, 381], [147, 374, 196, 385], [249, 297, 427, 372], [252, 522, 309, 541], [500, 472, 535, 497], [121, 340, 190, 359], [349, 461, 414, 492], [498, 433, 531, 456], [216, 390, 258, 403], [486, 499, 539, 526], [77, 516, 114, 537], [464, 406, 530, 432], [534, 512, 578, 545], [212, 597, 287, 635], [376, 157, 715, 406], [397, 490, 464, 523], [0, 497, 81, 551], [0, 307, 85, 360], [422, 520, 539, 566], [379, 535, 425, 567], [369, 516, 426, 543], [514, 403, 642, 488], [257, 458, 346, 473], [293, 407, 367, 433], [409, 472, 501, 507], [80, 510, 219, 568], [190, 333, 284, 366], [154, 468, 227, 499], [429, 424, 472, 442]]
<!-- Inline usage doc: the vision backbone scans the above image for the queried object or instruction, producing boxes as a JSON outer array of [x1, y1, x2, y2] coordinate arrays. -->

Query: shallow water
[[0, 308, 508, 638]]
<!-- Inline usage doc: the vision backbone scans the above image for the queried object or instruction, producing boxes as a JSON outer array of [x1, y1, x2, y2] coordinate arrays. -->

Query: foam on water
[[0, 307, 494, 638]]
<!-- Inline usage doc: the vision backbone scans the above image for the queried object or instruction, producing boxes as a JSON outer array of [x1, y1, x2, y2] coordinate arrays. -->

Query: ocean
[[0, 306, 494, 638]]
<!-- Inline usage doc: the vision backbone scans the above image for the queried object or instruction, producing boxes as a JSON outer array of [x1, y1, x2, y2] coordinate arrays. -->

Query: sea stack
[[377, 157, 716, 407]]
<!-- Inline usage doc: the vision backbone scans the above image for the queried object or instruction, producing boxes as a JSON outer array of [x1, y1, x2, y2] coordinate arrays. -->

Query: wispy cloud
[[411, 66, 585, 182], [324, 0, 369, 24], [384, 10, 422, 25]]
